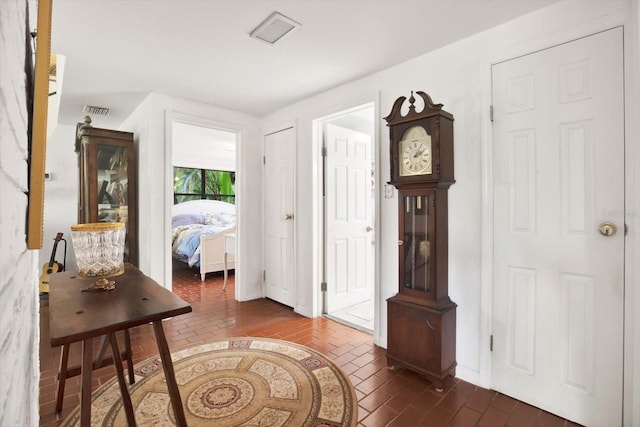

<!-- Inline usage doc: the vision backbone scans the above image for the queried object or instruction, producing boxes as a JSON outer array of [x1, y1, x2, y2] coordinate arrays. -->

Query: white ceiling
[[172, 122, 237, 171], [50, 0, 560, 128]]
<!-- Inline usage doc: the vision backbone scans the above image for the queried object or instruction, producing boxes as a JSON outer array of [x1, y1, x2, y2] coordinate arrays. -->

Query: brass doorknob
[[283, 213, 294, 220], [599, 222, 617, 236]]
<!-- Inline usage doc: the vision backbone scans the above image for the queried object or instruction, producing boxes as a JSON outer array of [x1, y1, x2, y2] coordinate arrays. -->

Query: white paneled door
[[264, 127, 296, 307], [491, 28, 624, 426], [325, 123, 374, 312]]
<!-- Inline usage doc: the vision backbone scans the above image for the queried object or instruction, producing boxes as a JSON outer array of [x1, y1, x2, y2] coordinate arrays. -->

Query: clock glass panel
[[402, 195, 431, 293], [399, 125, 432, 176]]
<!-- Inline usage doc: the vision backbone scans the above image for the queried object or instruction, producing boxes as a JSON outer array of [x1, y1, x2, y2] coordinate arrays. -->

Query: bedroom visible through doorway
[[170, 121, 238, 285]]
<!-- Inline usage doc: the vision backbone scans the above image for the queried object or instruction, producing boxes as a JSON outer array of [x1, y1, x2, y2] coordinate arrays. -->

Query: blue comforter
[[172, 224, 230, 267]]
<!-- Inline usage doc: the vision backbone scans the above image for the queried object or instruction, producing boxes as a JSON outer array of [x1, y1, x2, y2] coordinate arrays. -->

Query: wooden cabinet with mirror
[[75, 116, 138, 265]]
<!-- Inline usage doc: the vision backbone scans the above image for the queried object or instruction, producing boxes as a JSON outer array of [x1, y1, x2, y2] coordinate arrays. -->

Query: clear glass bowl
[[70, 222, 126, 279]]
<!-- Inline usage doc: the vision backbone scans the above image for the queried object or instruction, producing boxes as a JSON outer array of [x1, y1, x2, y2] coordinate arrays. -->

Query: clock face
[[399, 126, 432, 176]]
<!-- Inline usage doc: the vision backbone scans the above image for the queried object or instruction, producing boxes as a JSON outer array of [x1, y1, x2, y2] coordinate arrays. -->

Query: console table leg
[[109, 333, 136, 426], [80, 338, 93, 427], [152, 320, 187, 426], [55, 344, 70, 413], [124, 329, 134, 384], [93, 335, 109, 369]]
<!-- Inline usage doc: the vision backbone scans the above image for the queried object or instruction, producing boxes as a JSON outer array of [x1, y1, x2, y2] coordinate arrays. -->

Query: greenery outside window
[[173, 167, 235, 204]]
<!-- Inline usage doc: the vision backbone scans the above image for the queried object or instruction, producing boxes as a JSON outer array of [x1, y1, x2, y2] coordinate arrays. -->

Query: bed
[[171, 199, 236, 281]]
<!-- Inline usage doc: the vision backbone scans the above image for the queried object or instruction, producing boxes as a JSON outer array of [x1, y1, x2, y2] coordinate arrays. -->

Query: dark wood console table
[[49, 263, 192, 426]]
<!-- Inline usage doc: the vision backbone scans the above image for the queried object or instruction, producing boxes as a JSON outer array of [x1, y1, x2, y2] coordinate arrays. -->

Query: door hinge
[[490, 334, 494, 352], [321, 146, 327, 157], [263, 270, 266, 281], [490, 105, 494, 122], [321, 282, 327, 292], [263, 156, 266, 165]]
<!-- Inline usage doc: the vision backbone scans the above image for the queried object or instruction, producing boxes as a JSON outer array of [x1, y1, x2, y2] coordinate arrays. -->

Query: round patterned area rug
[[61, 337, 358, 426]]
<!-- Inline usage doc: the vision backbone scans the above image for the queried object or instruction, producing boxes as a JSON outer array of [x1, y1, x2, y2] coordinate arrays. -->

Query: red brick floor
[[39, 264, 583, 426]]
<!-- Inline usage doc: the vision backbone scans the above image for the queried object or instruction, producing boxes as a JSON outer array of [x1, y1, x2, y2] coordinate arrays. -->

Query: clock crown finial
[[384, 91, 451, 126], [408, 91, 417, 114]]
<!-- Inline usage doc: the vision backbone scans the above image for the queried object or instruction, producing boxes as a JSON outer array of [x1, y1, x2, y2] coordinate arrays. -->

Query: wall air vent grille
[[83, 105, 110, 116]]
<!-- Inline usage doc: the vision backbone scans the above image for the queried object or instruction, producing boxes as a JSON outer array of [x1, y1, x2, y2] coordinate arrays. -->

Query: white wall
[[41, 124, 79, 270], [0, 0, 40, 425], [263, 1, 638, 420], [263, 24, 491, 379], [172, 122, 237, 172]]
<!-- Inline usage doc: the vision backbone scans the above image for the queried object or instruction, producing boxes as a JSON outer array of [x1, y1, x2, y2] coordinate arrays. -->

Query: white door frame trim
[[164, 110, 242, 296], [312, 99, 383, 344], [478, 11, 639, 426]]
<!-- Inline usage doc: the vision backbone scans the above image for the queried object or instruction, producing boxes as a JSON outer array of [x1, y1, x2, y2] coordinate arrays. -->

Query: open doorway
[[169, 120, 238, 287], [319, 104, 376, 333]]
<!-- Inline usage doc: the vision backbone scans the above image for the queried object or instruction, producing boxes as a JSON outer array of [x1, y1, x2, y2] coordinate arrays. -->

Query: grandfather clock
[[385, 91, 456, 390]]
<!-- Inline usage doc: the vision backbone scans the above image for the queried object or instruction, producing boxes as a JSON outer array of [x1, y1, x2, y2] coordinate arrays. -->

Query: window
[[173, 167, 235, 204]]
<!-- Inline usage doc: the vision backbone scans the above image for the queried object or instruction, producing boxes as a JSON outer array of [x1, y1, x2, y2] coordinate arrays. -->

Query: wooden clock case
[[385, 91, 456, 390]]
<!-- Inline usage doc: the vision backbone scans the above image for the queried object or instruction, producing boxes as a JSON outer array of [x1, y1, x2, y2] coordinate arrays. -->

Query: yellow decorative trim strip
[[71, 222, 125, 231]]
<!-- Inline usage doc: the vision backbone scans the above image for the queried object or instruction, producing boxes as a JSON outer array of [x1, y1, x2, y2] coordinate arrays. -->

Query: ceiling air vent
[[83, 105, 110, 116], [250, 12, 300, 45]]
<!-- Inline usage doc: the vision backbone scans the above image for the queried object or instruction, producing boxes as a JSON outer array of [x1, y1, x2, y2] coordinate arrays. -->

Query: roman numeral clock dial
[[400, 126, 432, 176]]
